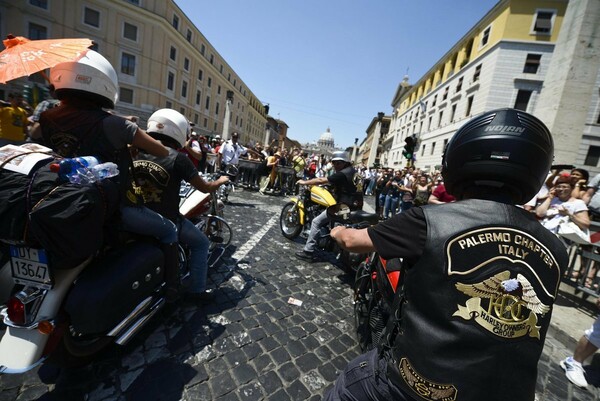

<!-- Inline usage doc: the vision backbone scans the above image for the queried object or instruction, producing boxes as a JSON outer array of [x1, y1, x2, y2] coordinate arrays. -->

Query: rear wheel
[[48, 324, 114, 368], [280, 202, 302, 239]]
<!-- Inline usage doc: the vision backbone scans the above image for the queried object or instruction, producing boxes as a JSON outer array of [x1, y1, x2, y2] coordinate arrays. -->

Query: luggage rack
[[562, 220, 600, 298]]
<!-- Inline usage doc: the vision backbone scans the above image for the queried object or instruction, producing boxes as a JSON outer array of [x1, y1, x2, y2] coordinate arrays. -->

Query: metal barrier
[[276, 166, 297, 196], [238, 159, 261, 189], [561, 220, 600, 298]]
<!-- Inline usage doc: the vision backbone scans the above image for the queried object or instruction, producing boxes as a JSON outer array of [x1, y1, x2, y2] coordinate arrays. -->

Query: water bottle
[[50, 156, 118, 184], [90, 162, 119, 180]]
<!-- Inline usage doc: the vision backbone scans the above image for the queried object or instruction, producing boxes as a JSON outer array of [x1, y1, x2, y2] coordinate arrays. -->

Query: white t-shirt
[[541, 197, 588, 233], [219, 140, 246, 165]]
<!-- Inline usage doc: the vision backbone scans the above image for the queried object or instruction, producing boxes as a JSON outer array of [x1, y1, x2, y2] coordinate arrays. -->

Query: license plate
[[10, 246, 52, 289]]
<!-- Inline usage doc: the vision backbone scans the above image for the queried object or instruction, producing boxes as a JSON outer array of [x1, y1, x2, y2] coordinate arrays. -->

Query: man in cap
[[295, 150, 363, 261], [217, 132, 247, 170]]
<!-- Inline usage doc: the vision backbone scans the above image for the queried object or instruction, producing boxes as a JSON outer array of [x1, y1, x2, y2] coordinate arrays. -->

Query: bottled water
[[50, 157, 119, 184]]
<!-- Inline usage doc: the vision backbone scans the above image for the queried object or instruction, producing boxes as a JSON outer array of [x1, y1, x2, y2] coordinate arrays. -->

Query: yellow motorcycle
[[279, 185, 378, 270]]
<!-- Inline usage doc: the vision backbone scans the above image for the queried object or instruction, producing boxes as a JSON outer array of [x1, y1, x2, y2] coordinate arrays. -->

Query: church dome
[[318, 127, 334, 149]]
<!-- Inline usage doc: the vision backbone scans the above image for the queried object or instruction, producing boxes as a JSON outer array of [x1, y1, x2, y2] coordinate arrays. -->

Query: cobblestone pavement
[[0, 189, 598, 400]]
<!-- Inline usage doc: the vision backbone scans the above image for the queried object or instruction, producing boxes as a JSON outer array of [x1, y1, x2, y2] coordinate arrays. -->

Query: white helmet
[[331, 151, 350, 163], [146, 109, 189, 148], [50, 50, 119, 109]]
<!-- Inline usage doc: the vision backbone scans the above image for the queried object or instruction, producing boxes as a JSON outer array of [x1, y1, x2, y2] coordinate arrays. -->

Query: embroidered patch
[[453, 270, 549, 339], [399, 358, 457, 401]]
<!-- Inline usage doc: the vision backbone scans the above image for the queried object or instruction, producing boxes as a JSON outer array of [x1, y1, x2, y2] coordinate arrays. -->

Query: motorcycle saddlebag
[[65, 241, 164, 334]]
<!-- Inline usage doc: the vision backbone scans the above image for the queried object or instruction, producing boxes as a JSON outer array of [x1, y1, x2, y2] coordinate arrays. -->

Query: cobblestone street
[[0, 188, 597, 401]]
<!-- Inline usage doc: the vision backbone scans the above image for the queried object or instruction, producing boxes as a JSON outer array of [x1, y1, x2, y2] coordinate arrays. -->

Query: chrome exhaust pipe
[[113, 298, 165, 346]]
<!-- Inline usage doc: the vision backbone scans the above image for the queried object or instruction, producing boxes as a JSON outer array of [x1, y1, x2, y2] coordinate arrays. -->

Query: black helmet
[[442, 108, 553, 204]]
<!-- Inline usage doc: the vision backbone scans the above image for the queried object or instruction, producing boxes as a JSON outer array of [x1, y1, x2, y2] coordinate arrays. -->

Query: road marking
[[232, 213, 278, 262]]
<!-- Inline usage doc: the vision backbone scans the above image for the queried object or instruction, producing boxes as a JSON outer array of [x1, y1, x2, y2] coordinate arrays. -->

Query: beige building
[[359, 113, 390, 168], [0, 0, 268, 145], [383, 0, 600, 176]]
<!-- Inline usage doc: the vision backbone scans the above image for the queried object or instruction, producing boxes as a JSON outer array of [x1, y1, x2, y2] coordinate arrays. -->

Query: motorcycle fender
[[0, 261, 88, 374], [180, 190, 210, 218], [288, 197, 306, 225]]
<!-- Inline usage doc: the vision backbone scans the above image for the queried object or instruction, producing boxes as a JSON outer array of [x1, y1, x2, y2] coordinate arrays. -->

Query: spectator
[[413, 174, 433, 206], [428, 181, 456, 204], [0, 92, 29, 146], [561, 296, 600, 388], [535, 175, 589, 235], [217, 132, 247, 170]]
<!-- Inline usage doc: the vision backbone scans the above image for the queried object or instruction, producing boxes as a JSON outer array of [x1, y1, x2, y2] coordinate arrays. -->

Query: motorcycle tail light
[[7, 297, 25, 325]]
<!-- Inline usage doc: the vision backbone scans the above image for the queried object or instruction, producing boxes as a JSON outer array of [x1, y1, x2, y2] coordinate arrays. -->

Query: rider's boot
[[162, 242, 180, 303]]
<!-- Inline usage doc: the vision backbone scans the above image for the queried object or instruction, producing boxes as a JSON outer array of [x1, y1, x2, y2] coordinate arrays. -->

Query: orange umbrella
[[0, 35, 93, 84]]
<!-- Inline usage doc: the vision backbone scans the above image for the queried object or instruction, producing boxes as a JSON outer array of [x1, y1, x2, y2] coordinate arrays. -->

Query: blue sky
[[175, 0, 498, 149]]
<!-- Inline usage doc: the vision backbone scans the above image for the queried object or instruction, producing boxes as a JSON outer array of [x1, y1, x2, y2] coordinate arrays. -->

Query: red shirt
[[431, 184, 456, 203]]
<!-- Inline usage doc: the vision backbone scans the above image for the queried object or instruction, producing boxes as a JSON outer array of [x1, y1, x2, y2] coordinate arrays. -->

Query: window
[[480, 26, 491, 47], [180, 107, 185, 115], [584, 146, 600, 166], [203, 118, 208, 128], [456, 77, 463, 92], [217, 85, 221, 95], [167, 72, 174, 91], [466, 95, 474, 116], [533, 10, 554, 34], [198, 69, 203, 80], [421, 144, 426, 157], [126, 0, 140, 5], [194, 114, 199, 124], [184, 57, 190, 71], [181, 80, 187, 98], [443, 138, 449, 150], [121, 53, 136, 75], [28, 23, 47, 40], [514, 90, 532, 111], [431, 142, 436, 156], [30, 0, 48, 9], [120, 88, 133, 103], [172, 14, 179, 30], [166, 101, 172, 109], [169, 46, 176, 61], [438, 111, 444, 128], [209, 54, 214, 64], [205, 96, 210, 110], [220, 65, 223, 74], [207, 77, 212, 88], [84, 7, 100, 28], [450, 104, 457, 122], [214, 122, 218, 131], [200, 44, 205, 56], [123, 22, 137, 41], [196, 90, 201, 105], [442, 86, 449, 101], [597, 107, 600, 124], [215, 102, 219, 115], [428, 116, 433, 131], [432, 95, 437, 107], [523, 54, 541, 74], [186, 29, 192, 42], [473, 64, 482, 82]]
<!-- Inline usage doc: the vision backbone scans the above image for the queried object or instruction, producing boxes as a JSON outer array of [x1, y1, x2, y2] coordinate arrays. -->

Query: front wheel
[[280, 202, 303, 239], [195, 215, 233, 251]]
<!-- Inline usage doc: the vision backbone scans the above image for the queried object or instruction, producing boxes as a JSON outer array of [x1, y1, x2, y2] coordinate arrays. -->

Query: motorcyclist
[[133, 109, 230, 303], [326, 108, 568, 401], [30, 50, 182, 302], [295, 150, 363, 261]]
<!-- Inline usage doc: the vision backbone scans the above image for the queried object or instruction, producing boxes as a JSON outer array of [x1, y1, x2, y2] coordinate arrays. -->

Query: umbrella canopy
[[0, 35, 93, 84]]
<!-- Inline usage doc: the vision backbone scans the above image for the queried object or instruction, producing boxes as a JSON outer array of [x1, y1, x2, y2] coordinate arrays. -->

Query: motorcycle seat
[[349, 210, 379, 225]]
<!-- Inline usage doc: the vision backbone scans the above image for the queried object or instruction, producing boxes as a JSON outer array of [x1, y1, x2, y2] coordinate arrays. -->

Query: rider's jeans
[[120, 205, 178, 244], [180, 218, 210, 293], [303, 210, 329, 253], [323, 348, 409, 401], [383, 194, 399, 219]]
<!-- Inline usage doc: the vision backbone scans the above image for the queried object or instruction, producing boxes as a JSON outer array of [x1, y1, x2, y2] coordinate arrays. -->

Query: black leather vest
[[40, 106, 137, 206], [389, 199, 567, 401], [132, 150, 179, 221]]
